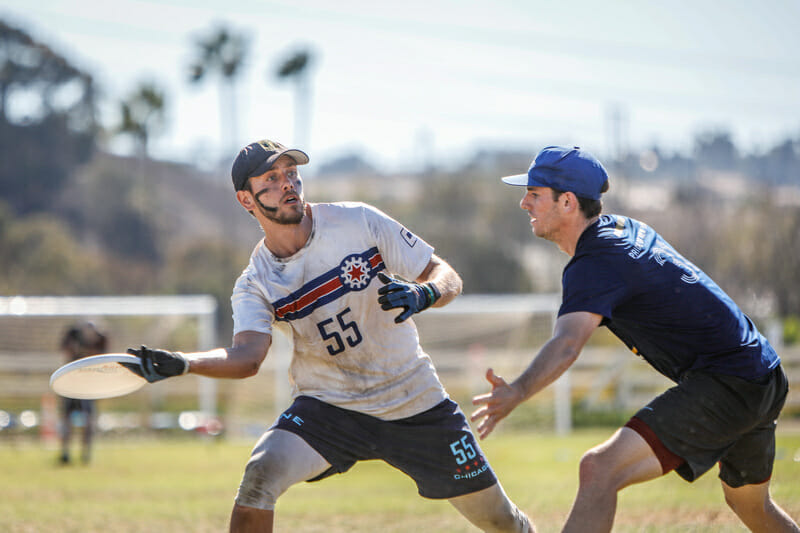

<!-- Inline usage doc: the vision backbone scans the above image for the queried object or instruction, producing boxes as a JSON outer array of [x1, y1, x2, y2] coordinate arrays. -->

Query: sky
[[2, 0, 800, 174]]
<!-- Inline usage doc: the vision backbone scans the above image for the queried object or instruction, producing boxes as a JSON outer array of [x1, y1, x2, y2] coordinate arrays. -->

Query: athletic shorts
[[630, 365, 788, 487], [61, 398, 95, 417], [272, 396, 498, 499]]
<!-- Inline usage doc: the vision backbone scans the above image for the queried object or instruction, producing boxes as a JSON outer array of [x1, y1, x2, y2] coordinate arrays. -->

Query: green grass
[[1, 429, 799, 532]]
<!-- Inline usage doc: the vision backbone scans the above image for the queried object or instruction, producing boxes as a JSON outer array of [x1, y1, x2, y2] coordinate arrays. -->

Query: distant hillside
[[60, 152, 264, 253]]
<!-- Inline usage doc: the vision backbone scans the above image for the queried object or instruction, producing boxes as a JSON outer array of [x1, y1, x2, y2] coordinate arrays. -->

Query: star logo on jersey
[[339, 255, 371, 290], [272, 247, 385, 322]]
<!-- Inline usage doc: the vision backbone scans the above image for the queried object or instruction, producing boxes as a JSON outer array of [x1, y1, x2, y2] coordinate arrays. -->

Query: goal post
[[0, 295, 219, 424], [0, 295, 218, 321]]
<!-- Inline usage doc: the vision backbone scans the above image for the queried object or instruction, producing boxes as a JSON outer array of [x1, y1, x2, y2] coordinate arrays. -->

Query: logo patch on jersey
[[340, 255, 372, 289], [272, 247, 386, 321], [400, 227, 418, 248], [596, 215, 700, 285]]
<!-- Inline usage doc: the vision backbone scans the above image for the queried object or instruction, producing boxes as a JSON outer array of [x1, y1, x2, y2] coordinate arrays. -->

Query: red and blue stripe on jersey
[[272, 247, 386, 322]]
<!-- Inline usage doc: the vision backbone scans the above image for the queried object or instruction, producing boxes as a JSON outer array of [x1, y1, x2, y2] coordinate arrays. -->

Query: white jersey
[[231, 202, 448, 420]]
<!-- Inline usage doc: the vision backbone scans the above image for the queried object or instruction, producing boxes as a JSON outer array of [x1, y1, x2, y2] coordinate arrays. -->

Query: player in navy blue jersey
[[471, 146, 798, 533]]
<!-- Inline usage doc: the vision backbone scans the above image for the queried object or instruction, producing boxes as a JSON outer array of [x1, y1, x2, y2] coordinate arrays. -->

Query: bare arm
[[471, 311, 602, 439], [183, 331, 271, 379], [415, 253, 463, 308]]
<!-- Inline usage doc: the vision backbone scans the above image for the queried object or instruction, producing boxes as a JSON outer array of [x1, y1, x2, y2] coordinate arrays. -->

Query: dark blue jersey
[[559, 215, 779, 382]]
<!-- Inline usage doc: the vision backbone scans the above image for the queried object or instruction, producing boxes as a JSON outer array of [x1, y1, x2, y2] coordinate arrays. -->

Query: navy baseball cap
[[231, 139, 309, 191], [501, 146, 608, 200]]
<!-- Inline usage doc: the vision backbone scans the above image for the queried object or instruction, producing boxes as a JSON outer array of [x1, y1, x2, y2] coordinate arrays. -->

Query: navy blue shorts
[[272, 396, 498, 499]]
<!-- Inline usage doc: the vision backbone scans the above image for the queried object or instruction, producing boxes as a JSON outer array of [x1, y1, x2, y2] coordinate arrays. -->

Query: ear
[[236, 190, 255, 211], [561, 191, 578, 213]]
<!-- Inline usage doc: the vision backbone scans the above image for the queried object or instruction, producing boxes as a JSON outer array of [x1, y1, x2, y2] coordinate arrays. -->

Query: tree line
[[1, 19, 798, 343]]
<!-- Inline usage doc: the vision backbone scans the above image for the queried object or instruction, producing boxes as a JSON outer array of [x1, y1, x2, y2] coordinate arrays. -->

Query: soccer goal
[[0, 295, 218, 434]]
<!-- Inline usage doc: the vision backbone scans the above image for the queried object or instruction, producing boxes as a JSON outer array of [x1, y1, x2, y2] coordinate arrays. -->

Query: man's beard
[[255, 191, 305, 225]]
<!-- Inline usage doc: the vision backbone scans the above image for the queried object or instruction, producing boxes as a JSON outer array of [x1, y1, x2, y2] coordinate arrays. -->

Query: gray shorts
[[632, 365, 788, 487]]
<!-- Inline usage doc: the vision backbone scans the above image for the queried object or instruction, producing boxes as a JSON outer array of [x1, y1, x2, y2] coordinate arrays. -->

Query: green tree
[[694, 130, 738, 170], [748, 203, 800, 316], [0, 19, 97, 214], [0, 211, 112, 294], [57, 156, 162, 264], [163, 240, 251, 337], [370, 174, 535, 293]]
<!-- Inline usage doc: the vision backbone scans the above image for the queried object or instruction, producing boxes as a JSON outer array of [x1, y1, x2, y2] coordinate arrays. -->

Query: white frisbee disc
[[50, 353, 147, 399]]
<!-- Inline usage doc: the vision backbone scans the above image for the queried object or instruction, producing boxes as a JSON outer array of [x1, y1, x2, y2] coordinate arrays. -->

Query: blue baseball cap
[[501, 146, 608, 200], [231, 139, 309, 191]]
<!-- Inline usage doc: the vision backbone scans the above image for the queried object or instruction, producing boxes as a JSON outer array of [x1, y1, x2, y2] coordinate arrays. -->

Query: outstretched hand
[[470, 368, 523, 439], [377, 272, 439, 323], [125, 345, 189, 383]]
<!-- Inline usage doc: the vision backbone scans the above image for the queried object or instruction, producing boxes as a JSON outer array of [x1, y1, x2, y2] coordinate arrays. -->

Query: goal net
[[0, 295, 218, 438]]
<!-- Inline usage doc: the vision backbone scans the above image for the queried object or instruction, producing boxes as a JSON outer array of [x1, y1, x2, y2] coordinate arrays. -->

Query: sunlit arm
[[415, 253, 463, 308], [471, 311, 601, 439], [512, 312, 601, 400], [182, 331, 271, 379]]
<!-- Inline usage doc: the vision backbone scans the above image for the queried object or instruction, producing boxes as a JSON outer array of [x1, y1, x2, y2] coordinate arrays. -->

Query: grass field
[[1, 428, 799, 532]]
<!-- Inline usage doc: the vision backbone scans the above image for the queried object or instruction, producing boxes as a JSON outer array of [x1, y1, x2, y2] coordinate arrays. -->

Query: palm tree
[[117, 82, 165, 159], [188, 24, 248, 161], [275, 47, 314, 149]]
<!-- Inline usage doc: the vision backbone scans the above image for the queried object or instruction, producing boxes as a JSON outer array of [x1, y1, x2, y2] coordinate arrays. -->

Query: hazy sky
[[2, 0, 799, 173]]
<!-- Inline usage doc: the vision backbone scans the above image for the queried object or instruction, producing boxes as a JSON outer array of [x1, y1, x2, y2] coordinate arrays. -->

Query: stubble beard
[[256, 197, 306, 225]]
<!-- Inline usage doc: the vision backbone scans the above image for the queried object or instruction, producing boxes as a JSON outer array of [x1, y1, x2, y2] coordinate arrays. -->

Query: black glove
[[377, 272, 440, 323], [124, 345, 189, 383]]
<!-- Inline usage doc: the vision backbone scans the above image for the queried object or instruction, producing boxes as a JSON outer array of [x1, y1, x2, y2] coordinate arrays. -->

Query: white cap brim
[[282, 149, 310, 165], [500, 173, 529, 186]]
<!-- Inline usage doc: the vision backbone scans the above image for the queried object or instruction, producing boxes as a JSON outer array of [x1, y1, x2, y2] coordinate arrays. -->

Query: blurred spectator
[[58, 322, 108, 465]]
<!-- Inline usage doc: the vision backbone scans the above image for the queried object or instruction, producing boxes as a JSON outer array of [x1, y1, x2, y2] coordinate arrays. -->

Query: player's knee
[[724, 489, 767, 518], [236, 429, 331, 511], [577, 448, 610, 489], [235, 450, 292, 510], [724, 495, 760, 520]]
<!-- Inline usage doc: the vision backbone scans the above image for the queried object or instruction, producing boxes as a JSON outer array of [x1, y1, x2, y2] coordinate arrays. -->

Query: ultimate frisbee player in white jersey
[[126, 139, 533, 533]]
